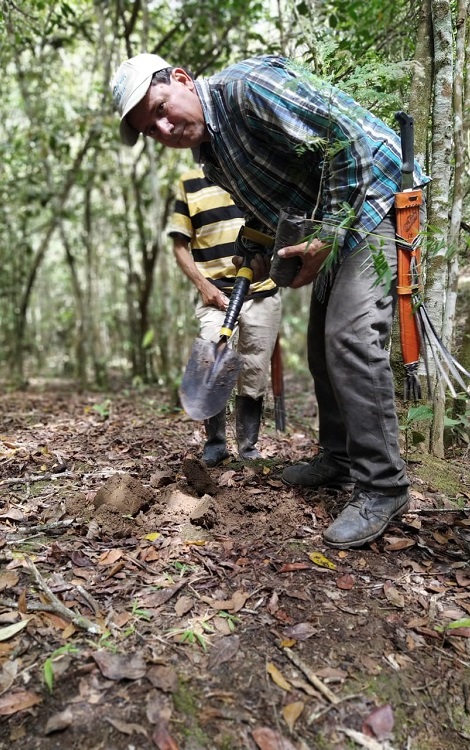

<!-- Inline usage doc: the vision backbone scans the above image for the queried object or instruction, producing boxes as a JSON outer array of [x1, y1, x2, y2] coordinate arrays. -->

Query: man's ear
[[171, 68, 194, 88]]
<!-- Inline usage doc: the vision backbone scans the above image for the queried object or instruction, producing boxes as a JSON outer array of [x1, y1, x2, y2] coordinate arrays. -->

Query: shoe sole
[[282, 476, 355, 491], [323, 500, 410, 550], [203, 453, 230, 468]]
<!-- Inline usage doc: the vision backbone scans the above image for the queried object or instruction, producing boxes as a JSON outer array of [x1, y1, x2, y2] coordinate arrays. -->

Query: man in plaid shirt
[[111, 53, 429, 550]]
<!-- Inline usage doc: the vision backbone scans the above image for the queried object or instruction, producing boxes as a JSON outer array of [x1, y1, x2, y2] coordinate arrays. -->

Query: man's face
[[127, 68, 209, 148]]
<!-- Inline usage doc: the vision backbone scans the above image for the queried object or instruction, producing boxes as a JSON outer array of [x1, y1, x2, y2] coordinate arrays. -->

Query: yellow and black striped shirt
[[167, 168, 276, 296]]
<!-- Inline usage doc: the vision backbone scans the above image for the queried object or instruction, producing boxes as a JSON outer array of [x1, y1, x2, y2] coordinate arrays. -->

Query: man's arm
[[172, 235, 229, 310]]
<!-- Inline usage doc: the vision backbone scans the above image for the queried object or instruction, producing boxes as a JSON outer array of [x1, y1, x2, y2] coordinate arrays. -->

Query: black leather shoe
[[323, 488, 410, 549], [282, 453, 354, 489]]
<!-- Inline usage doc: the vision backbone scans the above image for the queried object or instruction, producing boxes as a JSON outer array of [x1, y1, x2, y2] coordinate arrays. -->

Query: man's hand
[[199, 280, 229, 310], [232, 225, 273, 283], [277, 238, 330, 288], [232, 252, 271, 283]]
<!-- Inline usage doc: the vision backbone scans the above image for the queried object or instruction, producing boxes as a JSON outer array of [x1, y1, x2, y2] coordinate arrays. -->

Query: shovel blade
[[179, 337, 243, 420]]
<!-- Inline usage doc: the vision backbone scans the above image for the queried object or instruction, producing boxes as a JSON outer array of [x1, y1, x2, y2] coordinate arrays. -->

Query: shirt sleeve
[[236, 68, 374, 249], [167, 178, 193, 240]]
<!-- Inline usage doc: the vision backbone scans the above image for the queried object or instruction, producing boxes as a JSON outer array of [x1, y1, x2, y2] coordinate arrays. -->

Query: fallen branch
[[16, 519, 76, 534], [24, 556, 101, 634], [76, 585, 102, 616], [279, 646, 340, 705], [0, 596, 57, 613], [0, 471, 75, 487], [411, 507, 470, 513], [0, 467, 133, 487], [307, 693, 362, 725]]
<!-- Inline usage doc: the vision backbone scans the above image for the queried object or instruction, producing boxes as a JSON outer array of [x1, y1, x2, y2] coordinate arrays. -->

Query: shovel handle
[[219, 267, 253, 338], [395, 111, 414, 189]]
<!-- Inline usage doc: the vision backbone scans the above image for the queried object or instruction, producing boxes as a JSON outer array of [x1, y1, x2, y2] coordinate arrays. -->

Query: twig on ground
[[307, 693, 362, 725], [0, 467, 136, 488], [24, 556, 101, 634], [0, 472, 75, 487], [411, 507, 470, 513], [279, 645, 340, 705], [76, 585, 102, 615], [15, 519, 76, 534], [6, 523, 77, 545], [0, 596, 57, 613]]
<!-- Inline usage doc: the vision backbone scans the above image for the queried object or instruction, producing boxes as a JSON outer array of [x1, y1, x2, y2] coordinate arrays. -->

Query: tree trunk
[[393, 0, 434, 406], [427, 0, 454, 457], [60, 226, 88, 387], [409, 0, 433, 169]]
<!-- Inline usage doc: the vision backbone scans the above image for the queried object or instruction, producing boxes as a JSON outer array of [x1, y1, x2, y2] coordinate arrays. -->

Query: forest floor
[[0, 377, 470, 750]]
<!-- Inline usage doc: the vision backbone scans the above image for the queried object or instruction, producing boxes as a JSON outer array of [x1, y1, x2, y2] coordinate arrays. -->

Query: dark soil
[[0, 379, 469, 750]]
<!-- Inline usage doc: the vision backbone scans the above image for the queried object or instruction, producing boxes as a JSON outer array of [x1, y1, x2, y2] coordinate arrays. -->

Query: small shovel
[[179, 228, 274, 421]]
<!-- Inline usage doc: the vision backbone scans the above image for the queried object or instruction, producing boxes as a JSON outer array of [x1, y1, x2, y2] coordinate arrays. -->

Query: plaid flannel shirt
[[194, 56, 429, 258]]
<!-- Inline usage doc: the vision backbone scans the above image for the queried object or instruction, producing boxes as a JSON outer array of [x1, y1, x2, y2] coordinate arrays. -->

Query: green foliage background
[[0, 0, 468, 396]]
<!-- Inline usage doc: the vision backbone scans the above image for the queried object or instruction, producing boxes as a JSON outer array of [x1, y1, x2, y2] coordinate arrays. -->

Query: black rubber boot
[[202, 409, 229, 467], [236, 396, 263, 460]]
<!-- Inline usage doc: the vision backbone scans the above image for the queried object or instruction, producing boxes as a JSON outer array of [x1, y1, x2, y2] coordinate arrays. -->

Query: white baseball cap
[[110, 53, 172, 146]]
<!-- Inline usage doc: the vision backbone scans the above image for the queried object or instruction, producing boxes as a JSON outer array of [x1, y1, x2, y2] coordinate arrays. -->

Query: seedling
[[43, 644, 80, 693], [92, 399, 112, 419], [130, 601, 153, 621], [217, 611, 239, 632], [444, 393, 470, 446], [167, 613, 215, 651], [96, 632, 119, 652], [400, 403, 434, 459], [169, 561, 195, 577], [434, 617, 470, 635]]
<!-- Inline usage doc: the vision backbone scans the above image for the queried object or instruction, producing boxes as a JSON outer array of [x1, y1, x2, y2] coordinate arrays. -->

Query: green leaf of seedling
[[200, 621, 215, 633], [195, 632, 209, 651], [92, 399, 111, 418], [446, 617, 470, 630], [183, 631, 195, 644], [217, 611, 239, 631], [43, 659, 54, 692], [435, 617, 470, 633], [130, 603, 153, 621], [42, 644, 80, 692]]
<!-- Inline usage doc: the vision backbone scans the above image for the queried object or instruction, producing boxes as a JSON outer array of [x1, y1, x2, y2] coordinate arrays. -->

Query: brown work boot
[[323, 488, 410, 549]]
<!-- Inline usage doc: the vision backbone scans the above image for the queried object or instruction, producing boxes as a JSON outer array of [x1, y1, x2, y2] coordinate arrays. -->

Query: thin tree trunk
[[393, 0, 433, 405], [427, 0, 454, 457], [14, 131, 98, 381], [60, 225, 88, 387], [409, 0, 433, 168]]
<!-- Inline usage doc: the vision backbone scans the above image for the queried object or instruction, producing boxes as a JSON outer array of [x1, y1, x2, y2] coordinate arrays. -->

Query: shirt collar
[[194, 79, 219, 134]]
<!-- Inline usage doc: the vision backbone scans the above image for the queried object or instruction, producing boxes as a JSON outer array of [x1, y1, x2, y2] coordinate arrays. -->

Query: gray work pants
[[308, 212, 409, 492]]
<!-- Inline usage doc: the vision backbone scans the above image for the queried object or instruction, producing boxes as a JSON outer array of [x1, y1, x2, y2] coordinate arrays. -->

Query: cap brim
[[120, 117, 140, 146], [119, 72, 154, 146]]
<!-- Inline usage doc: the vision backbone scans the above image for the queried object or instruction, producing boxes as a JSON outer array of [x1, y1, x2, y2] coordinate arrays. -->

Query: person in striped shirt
[[167, 167, 281, 466], [111, 53, 430, 550]]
